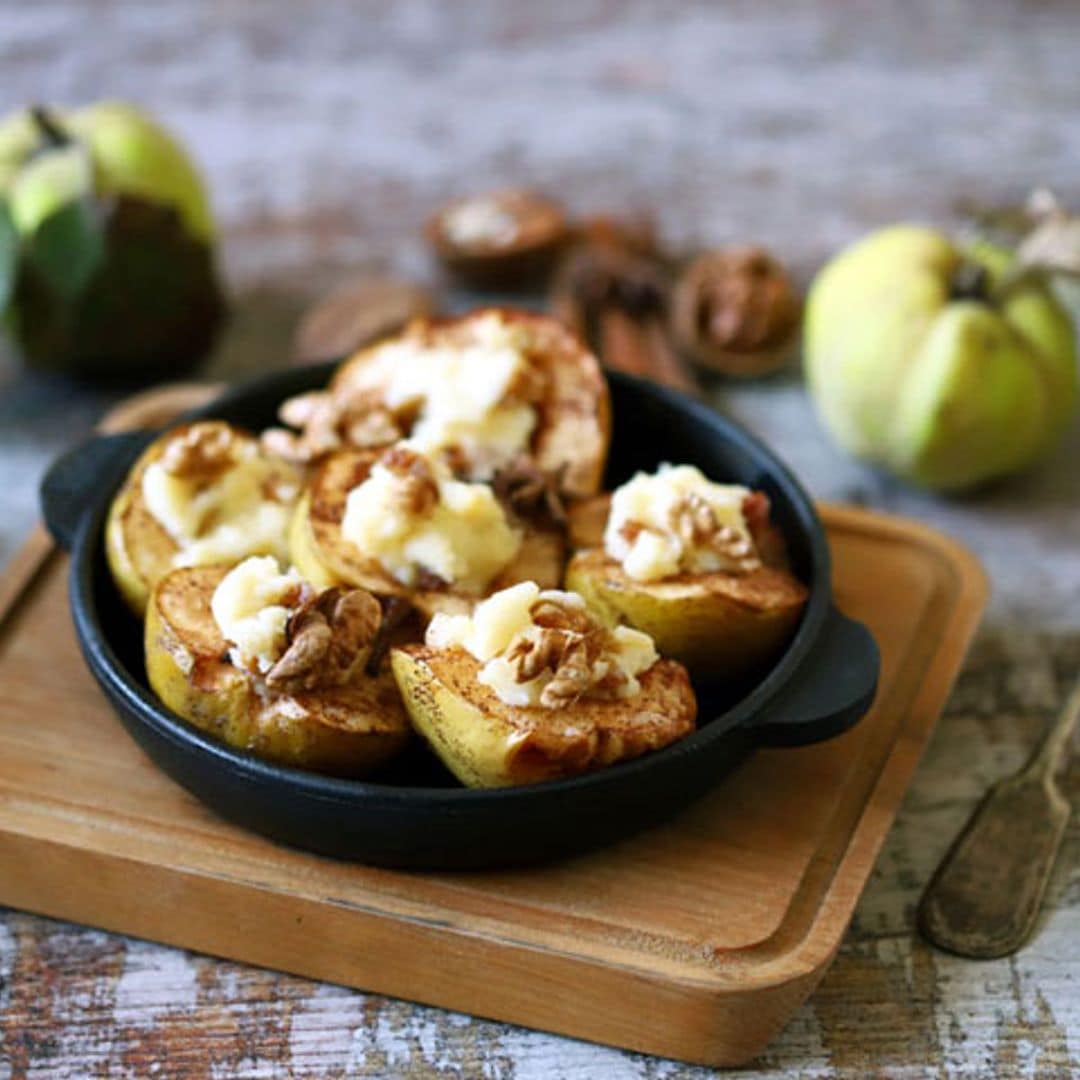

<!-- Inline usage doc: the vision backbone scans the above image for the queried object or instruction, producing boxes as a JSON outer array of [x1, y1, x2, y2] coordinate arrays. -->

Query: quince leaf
[[0, 199, 16, 314], [23, 196, 106, 299]]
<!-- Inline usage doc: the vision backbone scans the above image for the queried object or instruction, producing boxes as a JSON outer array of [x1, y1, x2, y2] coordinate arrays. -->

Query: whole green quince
[[0, 102, 224, 379], [805, 225, 1078, 491]]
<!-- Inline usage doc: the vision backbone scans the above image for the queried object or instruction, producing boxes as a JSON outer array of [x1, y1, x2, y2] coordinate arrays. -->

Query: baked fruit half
[[565, 464, 808, 677], [390, 581, 697, 788], [289, 443, 565, 618], [262, 308, 611, 500], [145, 556, 411, 775], [106, 421, 302, 615]]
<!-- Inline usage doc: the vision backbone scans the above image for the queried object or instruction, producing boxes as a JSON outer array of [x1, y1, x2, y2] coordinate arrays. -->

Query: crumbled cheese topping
[[604, 464, 755, 582], [426, 581, 658, 708], [345, 313, 540, 478], [142, 439, 298, 569], [441, 197, 520, 247], [341, 445, 522, 593], [210, 556, 304, 673]]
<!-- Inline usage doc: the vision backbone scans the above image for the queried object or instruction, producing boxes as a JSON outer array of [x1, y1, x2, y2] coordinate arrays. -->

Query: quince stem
[[951, 256, 1051, 307], [29, 105, 71, 149], [949, 260, 992, 303]]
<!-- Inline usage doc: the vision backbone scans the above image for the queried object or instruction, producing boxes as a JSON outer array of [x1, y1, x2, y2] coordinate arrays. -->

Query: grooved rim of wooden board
[[0, 384, 989, 1067]]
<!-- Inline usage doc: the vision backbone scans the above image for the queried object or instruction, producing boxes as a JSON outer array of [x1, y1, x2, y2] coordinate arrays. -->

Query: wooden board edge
[[97, 381, 224, 434], [694, 505, 988, 976], [735, 511, 989, 988], [819, 501, 991, 611], [0, 826, 824, 1068], [690, 516, 990, 1062], [0, 526, 56, 627]]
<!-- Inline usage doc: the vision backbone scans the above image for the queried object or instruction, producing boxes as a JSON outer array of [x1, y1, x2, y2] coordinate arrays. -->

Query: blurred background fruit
[[0, 100, 224, 379], [805, 225, 1077, 492]]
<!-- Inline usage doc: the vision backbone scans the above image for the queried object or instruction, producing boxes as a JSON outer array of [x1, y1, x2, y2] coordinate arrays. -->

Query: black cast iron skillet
[[41, 366, 879, 870]]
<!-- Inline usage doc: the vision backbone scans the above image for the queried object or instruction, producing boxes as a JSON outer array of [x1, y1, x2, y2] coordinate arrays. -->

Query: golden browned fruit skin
[[391, 645, 696, 788], [106, 437, 188, 617], [145, 565, 410, 775], [291, 447, 566, 619], [288, 490, 344, 590], [565, 550, 807, 678]]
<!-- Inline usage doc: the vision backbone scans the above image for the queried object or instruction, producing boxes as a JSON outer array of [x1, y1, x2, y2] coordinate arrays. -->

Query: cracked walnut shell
[[672, 247, 802, 377]]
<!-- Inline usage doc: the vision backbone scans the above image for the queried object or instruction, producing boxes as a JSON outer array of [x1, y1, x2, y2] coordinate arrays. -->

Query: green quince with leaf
[[0, 101, 224, 378], [805, 225, 1077, 491]]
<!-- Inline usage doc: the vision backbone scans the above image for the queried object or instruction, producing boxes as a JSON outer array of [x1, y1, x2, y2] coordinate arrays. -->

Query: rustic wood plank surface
[[0, 1, 1077, 1076]]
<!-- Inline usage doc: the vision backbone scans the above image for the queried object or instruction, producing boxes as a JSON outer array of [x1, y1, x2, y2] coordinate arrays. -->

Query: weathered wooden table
[[1, 2, 1077, 1075]]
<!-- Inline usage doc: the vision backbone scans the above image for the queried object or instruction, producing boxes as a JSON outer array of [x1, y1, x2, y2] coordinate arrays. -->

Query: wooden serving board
[[0, 387, 988, 1067]]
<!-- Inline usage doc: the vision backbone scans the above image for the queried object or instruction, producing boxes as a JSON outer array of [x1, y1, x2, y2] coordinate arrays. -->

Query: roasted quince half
[[106, 420, 301, 615], [565, 464, 808, 677], [145, 556, 411, 775], [262, 308, 611, 500], [390, 581, 697, 788], [289, 443, 565, 618]]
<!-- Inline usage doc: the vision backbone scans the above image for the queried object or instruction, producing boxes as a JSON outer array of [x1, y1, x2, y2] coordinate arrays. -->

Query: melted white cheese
[[426, 582, 658, 707], [341, 446, 522, 593], [604, 463, 753, 582], [349, 313, 539, 478], [210, 556, 303, 673], [142, 440, 297, 569]]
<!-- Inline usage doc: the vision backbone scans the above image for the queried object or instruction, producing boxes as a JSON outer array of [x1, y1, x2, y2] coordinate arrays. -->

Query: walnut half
[[260, 387, 402, 465], [668, 493, 761, 574], [266, 586, 382, 693], [161, 422, 240, 481], [506, 597, 630, 707]]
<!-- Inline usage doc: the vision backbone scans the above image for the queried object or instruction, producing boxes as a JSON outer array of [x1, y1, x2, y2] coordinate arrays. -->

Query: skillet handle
[[750, 605, 880, 747], [40, 431, 149, 552]]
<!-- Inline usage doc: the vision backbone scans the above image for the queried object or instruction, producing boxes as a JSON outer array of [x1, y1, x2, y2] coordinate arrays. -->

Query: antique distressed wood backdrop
[[1, 2, 1078, 1077]]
